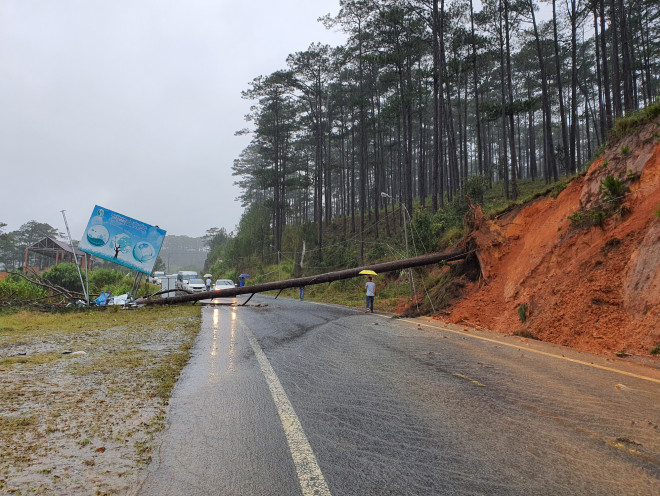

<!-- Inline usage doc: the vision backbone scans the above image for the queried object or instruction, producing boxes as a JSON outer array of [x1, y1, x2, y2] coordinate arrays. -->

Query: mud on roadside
[[0, 306, 201, 495]]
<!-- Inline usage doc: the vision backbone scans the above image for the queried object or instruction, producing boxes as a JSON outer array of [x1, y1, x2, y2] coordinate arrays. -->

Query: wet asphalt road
[[136, 295, 660, 495]]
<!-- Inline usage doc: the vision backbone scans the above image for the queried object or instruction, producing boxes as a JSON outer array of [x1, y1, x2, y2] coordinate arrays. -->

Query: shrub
[[42, 263, 83, 292], [517, 303, 528, 323], [88, 269, 124, 293], [620, 145, 630, 155], [0, 275, 47, 301], [600, 175, 627, 202], [651, 344, 660, 356]]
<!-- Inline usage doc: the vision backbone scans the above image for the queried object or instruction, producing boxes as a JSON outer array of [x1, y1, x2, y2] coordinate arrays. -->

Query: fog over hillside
[[159, 235, 208, 273]]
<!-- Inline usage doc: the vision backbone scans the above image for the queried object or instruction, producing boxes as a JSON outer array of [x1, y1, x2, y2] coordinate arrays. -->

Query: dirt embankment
[[442, 118, 660, 358]]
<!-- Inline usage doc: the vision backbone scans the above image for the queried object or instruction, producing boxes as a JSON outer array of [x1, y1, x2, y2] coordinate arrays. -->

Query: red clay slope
[[441, 118, 660, 357]]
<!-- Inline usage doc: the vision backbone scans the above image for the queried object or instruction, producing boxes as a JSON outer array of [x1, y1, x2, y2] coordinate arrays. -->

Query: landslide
[[441, 115, 660, 358]]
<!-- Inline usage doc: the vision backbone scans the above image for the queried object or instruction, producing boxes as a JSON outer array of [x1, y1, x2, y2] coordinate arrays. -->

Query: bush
[[568, 209, 607, 228], [0, 275, 47, 301], [600, 175, 627, 202], [42, 263, 83, 292], [89, 269, 124, 293]]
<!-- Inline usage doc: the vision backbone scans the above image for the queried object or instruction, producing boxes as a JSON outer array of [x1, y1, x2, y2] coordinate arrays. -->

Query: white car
[[214, 279, 236, 291], [186, 278, 207, 293]]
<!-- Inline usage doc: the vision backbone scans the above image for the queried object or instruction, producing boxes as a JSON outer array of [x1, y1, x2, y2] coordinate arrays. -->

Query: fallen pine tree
[[139, 249, 470, 306]]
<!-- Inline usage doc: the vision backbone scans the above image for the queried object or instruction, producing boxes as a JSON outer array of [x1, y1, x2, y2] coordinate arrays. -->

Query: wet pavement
[[136, 295, 660, 495]]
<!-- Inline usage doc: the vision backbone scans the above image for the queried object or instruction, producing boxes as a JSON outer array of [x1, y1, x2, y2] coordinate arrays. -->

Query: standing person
[[299, 286, 305, 301], [205, 276, 212, 292], [239, 277, 245, 287], [365, 276, 375, 313]]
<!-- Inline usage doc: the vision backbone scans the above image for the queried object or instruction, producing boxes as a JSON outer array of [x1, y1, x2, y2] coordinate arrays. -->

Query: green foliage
[[463, 174, 488, 205], [88, 269, 124, 292], [651, 344, 660, 355], [656, 204, 660, 218], [569, 176, 629, 230], [367, 242, 388, 261], [0, 275, 46, 301], [152, 255, 166, 273], [317, 243, 357, 270], [42, 263, 83, 292], [568, 209, 607, 228], [410, 209, 435, 252], [439, 227, 464, 249], [620, 145, 631, 155], [600, 175, 627, 201], [549, 181, 567, 198], [517, 303, 528, 323], [609, 99, 660, 142]]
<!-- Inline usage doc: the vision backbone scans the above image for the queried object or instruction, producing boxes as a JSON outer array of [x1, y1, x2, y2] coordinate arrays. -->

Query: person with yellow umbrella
[[359, 270, 377, 313]]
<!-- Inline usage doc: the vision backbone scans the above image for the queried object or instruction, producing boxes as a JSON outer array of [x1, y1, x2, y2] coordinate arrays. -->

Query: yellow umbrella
[[359, 270, 377, 275]]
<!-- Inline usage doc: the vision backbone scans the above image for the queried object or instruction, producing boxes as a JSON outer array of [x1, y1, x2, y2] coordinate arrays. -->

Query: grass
[[0, 305, 201, 491], [608, 99, 660, 143], [0, 351, 62, 370]]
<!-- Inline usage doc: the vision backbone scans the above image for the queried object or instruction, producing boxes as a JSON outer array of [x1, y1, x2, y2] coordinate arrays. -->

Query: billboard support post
[[61, 210, 89, 305], [129, 272, 144, 301]]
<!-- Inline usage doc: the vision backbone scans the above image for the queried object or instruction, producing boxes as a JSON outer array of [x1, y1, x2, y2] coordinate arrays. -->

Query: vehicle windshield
[[189, 279, 204, 284], [215, 280, 233, 286]]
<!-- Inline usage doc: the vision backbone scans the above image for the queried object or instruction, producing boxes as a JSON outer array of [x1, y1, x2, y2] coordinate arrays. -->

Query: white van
[[176, 271, 198, 291]]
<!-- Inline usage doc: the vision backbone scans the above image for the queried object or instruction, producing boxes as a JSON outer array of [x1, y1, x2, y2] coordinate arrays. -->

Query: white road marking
[[242, 323, 332, 496]]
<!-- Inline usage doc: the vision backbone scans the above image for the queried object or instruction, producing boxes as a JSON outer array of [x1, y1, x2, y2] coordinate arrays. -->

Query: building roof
[[28, 237, 86, 258]]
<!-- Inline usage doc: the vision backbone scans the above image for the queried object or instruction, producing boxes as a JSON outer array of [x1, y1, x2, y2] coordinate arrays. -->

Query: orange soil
[[439, 119, 660, 357]]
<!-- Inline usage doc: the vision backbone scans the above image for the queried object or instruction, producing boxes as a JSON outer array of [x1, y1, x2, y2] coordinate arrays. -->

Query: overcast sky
[[0, 0, 346, 239]]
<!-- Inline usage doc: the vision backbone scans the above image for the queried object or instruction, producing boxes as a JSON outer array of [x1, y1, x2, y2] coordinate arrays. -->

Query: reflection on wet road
[[137, 295, 660, 495]]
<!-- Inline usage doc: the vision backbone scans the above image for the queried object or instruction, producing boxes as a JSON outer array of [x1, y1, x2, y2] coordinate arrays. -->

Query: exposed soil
[[437, 118, 660, 358]]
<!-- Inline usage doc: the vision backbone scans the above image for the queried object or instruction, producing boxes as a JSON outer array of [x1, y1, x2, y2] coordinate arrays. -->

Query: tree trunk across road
[[140, 249, 469, 306]]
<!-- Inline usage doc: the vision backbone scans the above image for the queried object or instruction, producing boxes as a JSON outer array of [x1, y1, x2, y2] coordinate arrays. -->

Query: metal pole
[[382, 192, 414, 300], [401, 205, 414, 301], [84, 253, 90, 306], [61, 210, 88, 304]]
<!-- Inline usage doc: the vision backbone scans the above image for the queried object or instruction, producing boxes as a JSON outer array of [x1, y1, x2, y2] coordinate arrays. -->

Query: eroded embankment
[[442, 119, 660, 357]]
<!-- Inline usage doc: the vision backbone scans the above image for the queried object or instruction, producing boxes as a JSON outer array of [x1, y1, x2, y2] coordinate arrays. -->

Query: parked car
[[214, 279, 236, 291], [186, 278, 207, 293]]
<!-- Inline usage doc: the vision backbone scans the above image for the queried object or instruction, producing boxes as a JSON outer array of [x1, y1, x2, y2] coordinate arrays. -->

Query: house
[[23, 237, 93, 271]]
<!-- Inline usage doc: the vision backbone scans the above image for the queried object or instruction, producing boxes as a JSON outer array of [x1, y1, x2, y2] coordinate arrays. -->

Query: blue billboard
[[78, 206, 166, 275]]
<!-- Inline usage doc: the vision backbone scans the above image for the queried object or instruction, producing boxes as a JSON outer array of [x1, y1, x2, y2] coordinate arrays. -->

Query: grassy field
[[0, 305, 201, 495]]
